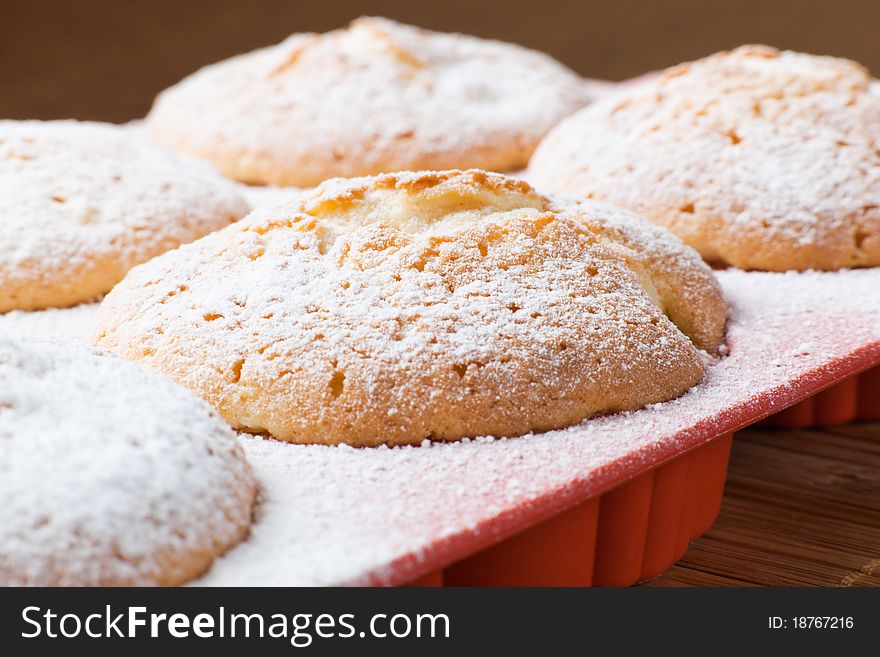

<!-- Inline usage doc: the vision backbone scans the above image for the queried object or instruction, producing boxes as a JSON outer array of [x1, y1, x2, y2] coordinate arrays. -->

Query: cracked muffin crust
[[529, 45, 880, 271], [94, 170, 727, 446], [145, 17, 594, 187]]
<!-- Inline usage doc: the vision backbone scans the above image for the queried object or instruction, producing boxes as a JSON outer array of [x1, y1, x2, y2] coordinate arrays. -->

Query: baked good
[[528, 45, 880, 271], [0, 335, 256, 586], [0, 120, 249, 311], [94, 169, 727, 447], [144, 17, 594, 187]]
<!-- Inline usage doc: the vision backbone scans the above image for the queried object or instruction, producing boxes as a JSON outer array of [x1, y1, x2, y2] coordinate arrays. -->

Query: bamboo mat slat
[[645, 424, 880, 587]]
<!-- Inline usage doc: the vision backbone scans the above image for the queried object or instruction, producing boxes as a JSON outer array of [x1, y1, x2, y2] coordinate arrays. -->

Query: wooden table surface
[[646, 424, 880, 586]]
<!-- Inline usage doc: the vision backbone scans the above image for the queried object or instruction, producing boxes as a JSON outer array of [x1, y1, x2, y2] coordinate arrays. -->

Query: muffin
[[0, 120, 249, 311], [145, 17, 595, 186], [529, 45, 880, 271], [0, 336, 255, 586], [94, 170, 727, 446]]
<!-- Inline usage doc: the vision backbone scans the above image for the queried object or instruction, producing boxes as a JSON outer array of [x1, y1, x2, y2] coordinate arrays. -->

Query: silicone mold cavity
[[411, 434, 733, 587], [761, 365, 880, 429]]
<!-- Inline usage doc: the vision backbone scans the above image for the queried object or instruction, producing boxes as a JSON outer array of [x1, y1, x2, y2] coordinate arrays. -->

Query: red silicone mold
[[439, 434, 732, 586], [199, 269, 880, 588], [759, 365, 880, 429]]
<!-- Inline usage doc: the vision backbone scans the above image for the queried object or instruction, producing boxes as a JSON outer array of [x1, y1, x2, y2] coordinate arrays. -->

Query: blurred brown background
[[3, 0, 879, 123]]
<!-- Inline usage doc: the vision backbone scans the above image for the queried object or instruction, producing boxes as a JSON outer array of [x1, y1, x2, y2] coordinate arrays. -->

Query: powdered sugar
[[234, 182, 309, 209], [0, 120, 249, 310], [197, 267, 880, 585], [0, 336, 255, 585], [0, 303, 100, 342], [528, 46, 880, 270], [95, 171, 725, 446], [3, 268, 876, 585], [146, 17, 595, 186]]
